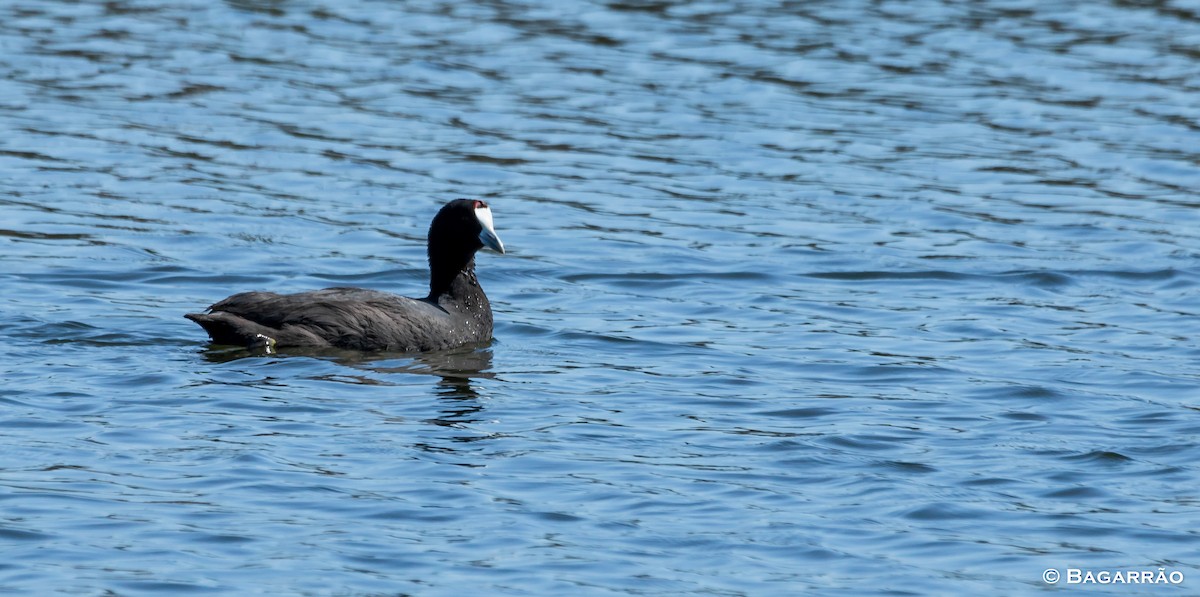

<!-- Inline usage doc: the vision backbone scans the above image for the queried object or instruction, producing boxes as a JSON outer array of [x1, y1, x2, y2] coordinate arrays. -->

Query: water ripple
[[1, 0, 1200, 595]]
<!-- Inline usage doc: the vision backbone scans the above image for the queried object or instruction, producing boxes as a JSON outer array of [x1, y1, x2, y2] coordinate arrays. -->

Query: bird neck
[[428, 256, 477, 300]]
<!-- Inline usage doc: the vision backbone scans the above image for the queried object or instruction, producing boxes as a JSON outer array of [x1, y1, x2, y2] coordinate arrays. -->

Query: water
[[2, 0, 1199, 594]]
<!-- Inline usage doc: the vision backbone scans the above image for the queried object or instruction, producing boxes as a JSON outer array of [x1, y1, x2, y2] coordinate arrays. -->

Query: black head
[[427, 199, 504, 297]]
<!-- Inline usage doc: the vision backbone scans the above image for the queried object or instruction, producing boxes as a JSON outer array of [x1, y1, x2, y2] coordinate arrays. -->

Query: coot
[[186, 199, 505, 352]]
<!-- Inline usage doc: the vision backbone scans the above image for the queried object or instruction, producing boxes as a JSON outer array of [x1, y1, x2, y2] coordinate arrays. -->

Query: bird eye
[[474, 200, 487, 209]]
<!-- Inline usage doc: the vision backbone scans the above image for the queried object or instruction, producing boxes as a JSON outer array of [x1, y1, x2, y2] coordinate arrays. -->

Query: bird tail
[[185, 312, 276, 347]]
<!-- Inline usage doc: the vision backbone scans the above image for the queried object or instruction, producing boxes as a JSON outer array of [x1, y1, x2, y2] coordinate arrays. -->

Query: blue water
[[2, 0, 1199, 594]]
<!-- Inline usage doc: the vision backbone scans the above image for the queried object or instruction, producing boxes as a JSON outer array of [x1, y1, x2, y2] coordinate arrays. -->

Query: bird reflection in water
[[196, 343, 495, 437], [364, 345, 496, 458]]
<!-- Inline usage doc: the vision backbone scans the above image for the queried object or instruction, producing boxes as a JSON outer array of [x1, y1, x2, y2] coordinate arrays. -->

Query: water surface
[[2, 0, 1200, 595]]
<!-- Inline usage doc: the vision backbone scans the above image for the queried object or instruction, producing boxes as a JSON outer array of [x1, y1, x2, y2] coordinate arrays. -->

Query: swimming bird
[[186, 199, 505, 352]]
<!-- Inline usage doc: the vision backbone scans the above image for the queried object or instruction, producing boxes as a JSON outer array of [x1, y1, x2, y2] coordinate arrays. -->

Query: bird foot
[[252, 333, 277, 354]]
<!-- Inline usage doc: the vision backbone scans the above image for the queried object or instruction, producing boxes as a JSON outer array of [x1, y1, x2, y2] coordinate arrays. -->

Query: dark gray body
[[187, 199, 503, 352], [185, 270, 494, 352]]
